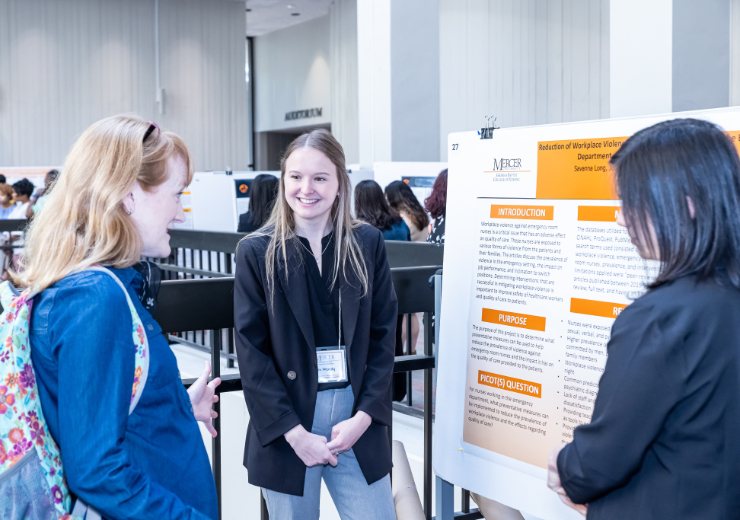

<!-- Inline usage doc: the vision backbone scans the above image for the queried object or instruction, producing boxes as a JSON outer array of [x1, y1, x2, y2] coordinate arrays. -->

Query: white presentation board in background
[[373, 162, 447, 207], [435, 106, 740, 520], [345, 165, 375, 213], [188, 171, 278, 232]]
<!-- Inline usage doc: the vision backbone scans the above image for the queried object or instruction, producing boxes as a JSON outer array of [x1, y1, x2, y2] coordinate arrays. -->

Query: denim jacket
[[29, 267, 217, 520]]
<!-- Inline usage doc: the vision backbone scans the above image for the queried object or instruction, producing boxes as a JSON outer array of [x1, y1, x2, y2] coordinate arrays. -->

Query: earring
[[125, 206, 133, 215], [125, 194, 134, 215]]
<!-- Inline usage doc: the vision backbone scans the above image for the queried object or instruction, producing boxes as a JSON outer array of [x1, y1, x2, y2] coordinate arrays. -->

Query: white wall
[[439, 0, 609, 162], [0, 0, 249, 171], [729, 0, 740, 106], [330, 0, 360, 164], [391, 0, 441, 162], [253, 15, 331, 132], [610, 0, 672, 117], [357, 0, 392, 167]]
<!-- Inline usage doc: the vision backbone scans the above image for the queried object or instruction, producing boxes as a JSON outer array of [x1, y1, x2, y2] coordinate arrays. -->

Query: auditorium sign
[[285, 107, 323, 121]]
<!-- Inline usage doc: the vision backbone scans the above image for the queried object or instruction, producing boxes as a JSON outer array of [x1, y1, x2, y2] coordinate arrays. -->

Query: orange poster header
[[577, 205, 621, 223], [478, 371, 542, 398], [570, 298, 627, 319], [536, 137, 627, 200], [490, 205, 554, 220], [482, 308, 546, 331]]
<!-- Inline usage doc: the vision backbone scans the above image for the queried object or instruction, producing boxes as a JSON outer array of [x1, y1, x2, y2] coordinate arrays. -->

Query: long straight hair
[[612, 118, 740, 289], [354, 179, 401, 231], [245, 129, 368, 299], [18, 115, 193, 291], [384, 180, 429, 230]]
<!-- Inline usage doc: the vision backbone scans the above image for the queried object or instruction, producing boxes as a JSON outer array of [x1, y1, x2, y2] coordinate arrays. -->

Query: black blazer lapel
[[339, 268, 362, 351], [277, 241, 316, 351]]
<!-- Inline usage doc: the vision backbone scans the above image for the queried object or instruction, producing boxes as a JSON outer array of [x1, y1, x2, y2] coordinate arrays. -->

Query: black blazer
[[558, 275, 740, 519], [234, 224, 397, 496]]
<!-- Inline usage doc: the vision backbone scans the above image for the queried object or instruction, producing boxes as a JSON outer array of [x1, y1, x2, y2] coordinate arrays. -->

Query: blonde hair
[[244, 129, 368, 300], [18, 115, 193, 291]]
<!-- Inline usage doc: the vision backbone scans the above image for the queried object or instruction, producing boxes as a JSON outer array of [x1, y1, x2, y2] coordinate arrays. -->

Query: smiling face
[[283, 147, 339, 230], [128, 154, 187, 258]]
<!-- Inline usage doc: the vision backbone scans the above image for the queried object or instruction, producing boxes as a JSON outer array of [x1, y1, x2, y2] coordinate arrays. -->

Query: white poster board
[[189, 171, 278, 232], [434, 106, 740, 519]]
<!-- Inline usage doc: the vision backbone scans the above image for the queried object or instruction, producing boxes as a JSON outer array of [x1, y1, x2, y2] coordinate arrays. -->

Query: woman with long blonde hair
[[234, 129, 397, 518], [11, 115, 219, 519]]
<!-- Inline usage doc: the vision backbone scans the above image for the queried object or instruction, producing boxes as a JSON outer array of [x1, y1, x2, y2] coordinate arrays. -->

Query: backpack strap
[[83, 267, 150, 414]]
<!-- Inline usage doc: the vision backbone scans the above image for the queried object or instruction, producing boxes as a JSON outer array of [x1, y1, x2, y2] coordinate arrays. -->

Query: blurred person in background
[[0, 174, 7, 184], [237, 174, 279, 233], [354, 180, 410, 241], [355, 179, 419, 360], [27, 169, 59, 219], [0, 184, 15, 219], [384, 180, 428, 352], [384, 180, 430, 242], [425, 169, 447, 245], [9, 178, 34, 219]]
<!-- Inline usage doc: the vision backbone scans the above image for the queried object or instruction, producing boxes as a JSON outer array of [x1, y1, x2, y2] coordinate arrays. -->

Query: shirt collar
[[106, 266, 140, 289]]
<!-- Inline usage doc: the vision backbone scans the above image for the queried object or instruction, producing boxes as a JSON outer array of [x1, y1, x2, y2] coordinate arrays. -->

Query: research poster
[[435, 107, 740, 519]]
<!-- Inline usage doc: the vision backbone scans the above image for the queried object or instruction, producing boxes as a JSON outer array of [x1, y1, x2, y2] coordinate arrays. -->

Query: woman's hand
[[326, 411, 372, 456], [547, 443, 587, 517], [187, 361, 221, 437], [285, 425, 338, 467]]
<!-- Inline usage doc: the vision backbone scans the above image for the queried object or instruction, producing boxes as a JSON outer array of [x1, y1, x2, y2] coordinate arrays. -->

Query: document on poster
[[462, 136, 662, 469]]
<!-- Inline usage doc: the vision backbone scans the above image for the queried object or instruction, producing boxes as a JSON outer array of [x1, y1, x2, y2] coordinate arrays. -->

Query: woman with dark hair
[[384, 180, 429, 242], [425, 169, 447, 245], [354, 180, 410, 241], [9, 178, 35, 219], [237, 174, 279, 233], [548, 118, 740, 519]]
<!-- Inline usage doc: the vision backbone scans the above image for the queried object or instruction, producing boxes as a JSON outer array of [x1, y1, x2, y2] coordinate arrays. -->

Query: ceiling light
[[286, 4, 295, 8]]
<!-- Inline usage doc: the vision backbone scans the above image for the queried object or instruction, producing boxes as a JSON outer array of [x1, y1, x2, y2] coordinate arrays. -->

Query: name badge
[[317, 346, 348, 383]]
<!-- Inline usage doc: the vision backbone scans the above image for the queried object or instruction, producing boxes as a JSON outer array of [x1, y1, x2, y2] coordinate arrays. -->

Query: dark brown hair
[[384, 180, 429, 230], [355, 180, 402, 231], [425, 169, 448, 219]]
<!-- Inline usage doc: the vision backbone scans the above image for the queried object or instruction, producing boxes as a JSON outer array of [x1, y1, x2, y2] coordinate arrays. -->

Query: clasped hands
[[285, 411, 372, 467]]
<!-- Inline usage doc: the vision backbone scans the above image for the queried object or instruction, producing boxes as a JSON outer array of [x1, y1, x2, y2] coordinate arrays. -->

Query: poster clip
[[479, 116, 499, 139]]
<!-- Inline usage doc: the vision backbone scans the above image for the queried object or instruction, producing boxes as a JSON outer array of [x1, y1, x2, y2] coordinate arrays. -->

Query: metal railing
[[154, 229, 445, 279], [155, 268, 480, 520], [147, 229, 446, 382], [0, 219, 27, 232]]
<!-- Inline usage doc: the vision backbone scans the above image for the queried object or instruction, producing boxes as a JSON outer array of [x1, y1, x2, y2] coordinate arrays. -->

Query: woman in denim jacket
[[18, 115, 220, 519]]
